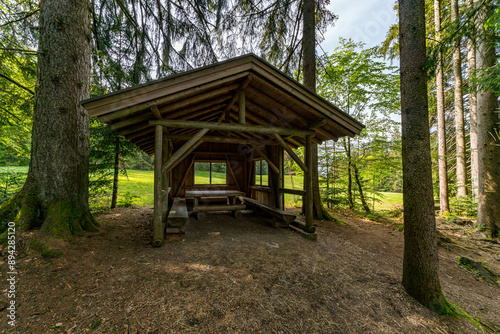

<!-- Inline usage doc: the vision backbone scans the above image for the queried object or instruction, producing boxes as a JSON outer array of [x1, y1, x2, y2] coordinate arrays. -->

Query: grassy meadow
[[0, 167, 402, 211]]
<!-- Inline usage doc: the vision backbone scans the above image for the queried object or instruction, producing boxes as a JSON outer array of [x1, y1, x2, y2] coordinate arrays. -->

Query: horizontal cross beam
[[165, 134, 278, 145], [149, 119, 316, 137]]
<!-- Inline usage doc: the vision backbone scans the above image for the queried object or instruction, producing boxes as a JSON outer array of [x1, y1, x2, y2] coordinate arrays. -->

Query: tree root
[[0, 188, 98, 241]]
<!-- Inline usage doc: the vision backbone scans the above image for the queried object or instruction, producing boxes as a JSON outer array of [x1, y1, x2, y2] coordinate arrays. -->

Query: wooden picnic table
[[185, 190, 246, 219]]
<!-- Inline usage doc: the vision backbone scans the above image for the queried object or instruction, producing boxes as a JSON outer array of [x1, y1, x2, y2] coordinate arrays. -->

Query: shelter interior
[[82, 54, 364, 246]]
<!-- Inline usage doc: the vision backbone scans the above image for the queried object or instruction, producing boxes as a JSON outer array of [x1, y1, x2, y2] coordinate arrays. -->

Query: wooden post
[[162, 137, 170, 220], [277, 146, 284, 210], [238, 91, 245, 124], [305, 135, 314, 232], [153, 124, 164, 247]]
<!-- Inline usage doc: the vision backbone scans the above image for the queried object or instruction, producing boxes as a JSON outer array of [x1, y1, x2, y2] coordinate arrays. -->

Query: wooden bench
[[166, 198, 189, 234], [239, 197, 296, 227]]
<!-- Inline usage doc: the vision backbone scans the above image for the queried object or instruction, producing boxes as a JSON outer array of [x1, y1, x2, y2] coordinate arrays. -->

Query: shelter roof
[[82, 54, 364, 154]]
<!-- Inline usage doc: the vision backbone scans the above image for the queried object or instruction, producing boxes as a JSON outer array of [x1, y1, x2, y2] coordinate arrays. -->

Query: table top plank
[[185, 190, 245, 197]]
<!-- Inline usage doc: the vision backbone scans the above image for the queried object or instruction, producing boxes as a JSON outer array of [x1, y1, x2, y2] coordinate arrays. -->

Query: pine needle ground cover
[[2, 207, 498, 332]]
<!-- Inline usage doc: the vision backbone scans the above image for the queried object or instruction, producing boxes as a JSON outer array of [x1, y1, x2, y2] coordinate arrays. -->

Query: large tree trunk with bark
[[451, 0, 468, 197], [434, 0, 449, 213], [399, 0, 450, 313], [0, 0, 97, 237], [475, 0, 500, 237], [302, 0, 330, 220], [467, 0, 478, 199]]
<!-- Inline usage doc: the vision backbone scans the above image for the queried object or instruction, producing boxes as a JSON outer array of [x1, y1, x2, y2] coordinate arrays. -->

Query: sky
[[320, 0, 398, 54]]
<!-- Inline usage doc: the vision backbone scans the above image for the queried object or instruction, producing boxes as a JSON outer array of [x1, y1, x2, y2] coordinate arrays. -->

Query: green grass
[[282, 174, 304, 208], [194, 170, 227, 185], [375, 192, 403, 210], [0, 167, 403, 212], [118, 170, 154, 206]]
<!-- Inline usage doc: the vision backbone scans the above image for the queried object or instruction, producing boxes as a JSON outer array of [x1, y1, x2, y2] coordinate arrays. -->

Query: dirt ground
[[1, 206, 499, 333]]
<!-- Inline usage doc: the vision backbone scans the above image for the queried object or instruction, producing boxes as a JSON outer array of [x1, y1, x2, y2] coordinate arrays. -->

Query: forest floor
[[0, 206, 499, 333]]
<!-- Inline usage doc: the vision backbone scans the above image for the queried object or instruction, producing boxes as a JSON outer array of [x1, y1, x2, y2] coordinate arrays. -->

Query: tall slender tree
[[0, 0, 97, 235], [434, 0, 449, 212], [467, 0, 478, 199], [399, 0, 449, 312], [475, 0, 500, 237], [451, 0, 468, 197]]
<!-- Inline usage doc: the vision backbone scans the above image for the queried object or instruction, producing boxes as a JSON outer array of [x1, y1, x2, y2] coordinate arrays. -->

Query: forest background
[[0, 0, 497, 220]]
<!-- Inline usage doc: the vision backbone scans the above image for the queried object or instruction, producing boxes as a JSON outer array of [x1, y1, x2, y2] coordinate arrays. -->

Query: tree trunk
[[331, 142, 336, 209], [325, 141, 329, 190], [353, 164, 370, 214], [399, 0, 450, 313], [344, 138, 354, 209], [0, 0, 97, 237], [302, 0, 330, 220], [302, 0, 316, 91], [110, 134, 120, 209], [451, 0, 468, 197], [475, 0, 500, 237], [467, 0, 478, 199], [434, 0, 449, 213]]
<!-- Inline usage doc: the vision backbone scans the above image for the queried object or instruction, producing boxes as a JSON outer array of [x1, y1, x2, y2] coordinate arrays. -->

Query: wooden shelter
[[82, 54, 364, 246]]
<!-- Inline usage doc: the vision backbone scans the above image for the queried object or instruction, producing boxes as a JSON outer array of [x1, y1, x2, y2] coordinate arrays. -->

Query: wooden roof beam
[[307, 118, 327, 129], [109, 88, 235, 130], [228, 106, 308, 147], [162, 129, 209, 174], [274, 133, 308, 173], [249, 66, 363, 134], [150, 119, 316, 137], [250, 143, 280, 174], [121, 103, 227, 139], [164, 134, 278, 145], [227, 114, 304, 148], [150, 105, 162, 119], [244, 88, 333, 140], [86, 68, 251, 117], [223, 74, 253, 122]]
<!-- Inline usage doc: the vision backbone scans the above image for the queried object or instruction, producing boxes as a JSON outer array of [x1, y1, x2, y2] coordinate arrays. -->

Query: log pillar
[[305, 135, 314, 232], [153, 124, 164, 247], [161, 136, 170, 222], [277, 146, 284, 210]]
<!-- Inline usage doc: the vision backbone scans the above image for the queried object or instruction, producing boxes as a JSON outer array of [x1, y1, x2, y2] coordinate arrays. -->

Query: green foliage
[[88, 117, 150, 208], [449, 196, 478, 217], [0, 168, 26, 204], [317, 38, 401, 212], [118, 191, 140, 207], [0, 0, 38, 166]]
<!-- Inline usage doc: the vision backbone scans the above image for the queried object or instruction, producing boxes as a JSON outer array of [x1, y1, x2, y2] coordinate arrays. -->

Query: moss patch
[[41, 200, 98, 238], [16, 190, 43, 230], [30, 237, 63, 259]]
